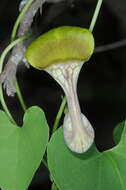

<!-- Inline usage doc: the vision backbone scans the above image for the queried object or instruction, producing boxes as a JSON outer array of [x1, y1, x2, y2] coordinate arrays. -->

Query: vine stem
[[0, 34, 30, 123], [10, 0, 34, 112], [52, 0, 103, 133], [15, 80, 27, 111], [89, 0, 103, 32], [11, 0, 34, 41], [52, 97, 67, 133]]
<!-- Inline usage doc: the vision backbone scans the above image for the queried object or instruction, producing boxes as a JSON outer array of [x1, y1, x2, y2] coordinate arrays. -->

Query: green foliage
[[51, 183, 59, 190], [0, 106, 49, 190], [113, 122, 125, 144], [25, 26, 94, 69], [47, 123, 126, 190]]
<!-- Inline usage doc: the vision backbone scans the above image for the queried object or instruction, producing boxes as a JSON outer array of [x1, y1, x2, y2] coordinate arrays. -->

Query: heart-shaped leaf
[[0, 106, 49, 190], [47, 123, 126, 190]]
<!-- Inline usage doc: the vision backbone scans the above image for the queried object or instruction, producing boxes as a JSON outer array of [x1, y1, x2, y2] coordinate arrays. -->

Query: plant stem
[[95, 38, 126, 53], [0, 88, 16, 124], [15, 78, 27, 112], [15, 80, 27, 111], [52, 97, 67, 133], [11, 0, 34, 41], [10, 0, 34, 112], [89, 0, 103, 32], [0, 34, 30, 123]]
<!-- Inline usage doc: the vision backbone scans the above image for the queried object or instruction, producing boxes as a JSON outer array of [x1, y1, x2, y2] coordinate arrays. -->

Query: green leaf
[[47, 124, 126, 190], [113, 121, 125, 144], [0, 106, 49, 190]]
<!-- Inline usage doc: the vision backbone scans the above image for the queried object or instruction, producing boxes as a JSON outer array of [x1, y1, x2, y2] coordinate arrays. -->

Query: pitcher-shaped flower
[[26, 26, 95, 153]]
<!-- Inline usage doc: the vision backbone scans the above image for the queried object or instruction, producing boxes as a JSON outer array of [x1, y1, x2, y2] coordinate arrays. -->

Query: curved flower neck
[[45, 60, 94, 153]]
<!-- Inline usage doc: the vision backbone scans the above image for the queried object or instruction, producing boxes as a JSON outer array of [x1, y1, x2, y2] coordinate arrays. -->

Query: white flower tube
[[45, 61, 94, 153]]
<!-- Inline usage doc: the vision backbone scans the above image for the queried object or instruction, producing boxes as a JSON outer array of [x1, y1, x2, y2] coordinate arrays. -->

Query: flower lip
[[25, 26, 95, 69]]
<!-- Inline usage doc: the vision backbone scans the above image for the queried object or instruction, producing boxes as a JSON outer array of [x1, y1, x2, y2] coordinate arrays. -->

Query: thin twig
[[52, 96, 67, 133], [89, 0, 103, 32], [95, 38, 126, 53]]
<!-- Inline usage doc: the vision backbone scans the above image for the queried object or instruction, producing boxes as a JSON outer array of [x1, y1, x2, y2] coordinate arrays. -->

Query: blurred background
[[0, 0, 126, 189]]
